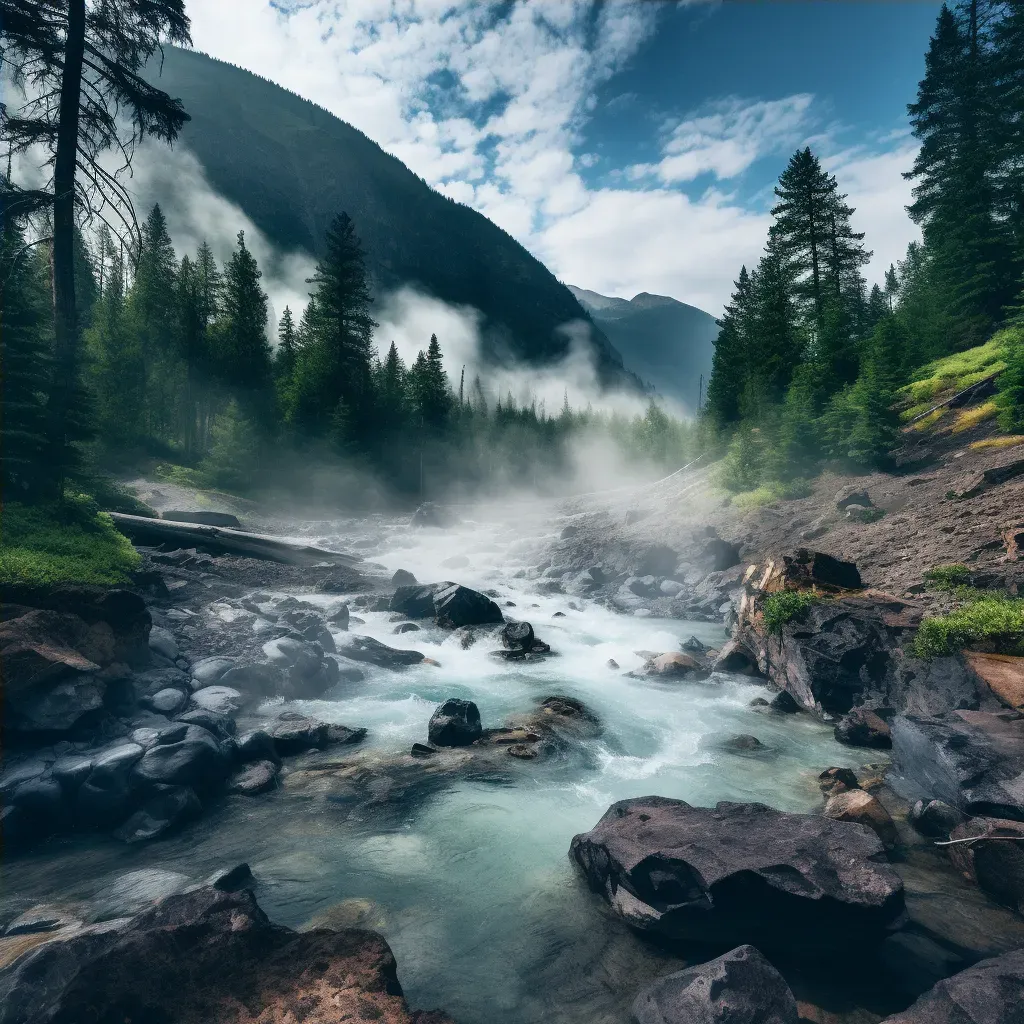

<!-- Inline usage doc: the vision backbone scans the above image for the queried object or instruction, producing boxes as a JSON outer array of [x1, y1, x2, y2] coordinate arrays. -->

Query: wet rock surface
[[0, 886, 454, 1024], [569, 796, 905, 956]]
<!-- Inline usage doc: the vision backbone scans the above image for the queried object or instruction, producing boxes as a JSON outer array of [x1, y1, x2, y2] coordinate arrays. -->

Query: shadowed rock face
[[0, 886, 454, 1024], [569, 797, 905, 957], [880, 948, 1024, 1023]]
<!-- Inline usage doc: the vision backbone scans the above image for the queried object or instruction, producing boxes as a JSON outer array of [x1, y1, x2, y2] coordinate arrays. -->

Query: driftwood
[[108, 513, 360, 567]]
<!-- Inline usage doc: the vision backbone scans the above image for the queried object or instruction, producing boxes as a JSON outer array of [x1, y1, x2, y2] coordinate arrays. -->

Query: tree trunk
[[49, 0, 86, 495]]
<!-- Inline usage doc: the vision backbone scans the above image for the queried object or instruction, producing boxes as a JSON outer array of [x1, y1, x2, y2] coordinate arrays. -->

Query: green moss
[[913, 595, 1024, 657], [898, 338, 1008, 405], [762, 590, 820, 634], [923, 563, 972, 592], [0, 493, 141, 587], [731, 479, 812, 509]]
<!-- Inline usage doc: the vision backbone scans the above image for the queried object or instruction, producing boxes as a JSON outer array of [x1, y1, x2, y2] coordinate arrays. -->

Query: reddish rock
[[824, 789, 899, 849]]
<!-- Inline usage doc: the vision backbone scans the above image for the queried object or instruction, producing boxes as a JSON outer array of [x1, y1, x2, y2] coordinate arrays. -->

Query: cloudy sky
[[182, 0, 941, 317]]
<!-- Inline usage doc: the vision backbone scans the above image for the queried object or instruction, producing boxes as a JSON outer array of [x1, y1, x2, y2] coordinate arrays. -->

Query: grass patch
[[898, 338, 1007, 405], [970, 435, 1024, 451], [951, 400, 998, 433], [908, 408, 946, 432], [900, 401, 936, 423], [762, 589, 821, 634], [154, 462, 209, 488], [0, 493, 141, 587], [731, 479, 812, 509], [913, 595, 1024, 657], [923, 563, 971, 592]]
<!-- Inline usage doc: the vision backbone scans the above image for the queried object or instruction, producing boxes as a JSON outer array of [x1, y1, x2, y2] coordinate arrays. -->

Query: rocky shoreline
[[3, 474, 1024, 1021]]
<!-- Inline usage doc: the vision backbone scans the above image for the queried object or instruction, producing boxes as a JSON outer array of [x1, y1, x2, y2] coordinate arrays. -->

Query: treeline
[[2, 205, 700, 503], [705, 0, 1024, 493]]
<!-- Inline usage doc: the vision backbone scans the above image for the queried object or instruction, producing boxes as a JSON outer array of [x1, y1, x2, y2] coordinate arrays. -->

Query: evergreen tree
[[749, 238, 803, 405], [415, 333, 451, 429], [275, 306, 297, 380], [1, 225, 53, 497], [706, 266, 755, 425], [995, 327, 1024, 432], [219, 230, 272, 401]]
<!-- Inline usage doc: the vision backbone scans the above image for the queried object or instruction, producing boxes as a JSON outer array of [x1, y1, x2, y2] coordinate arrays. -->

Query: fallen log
[[107, 513, 360, 567]]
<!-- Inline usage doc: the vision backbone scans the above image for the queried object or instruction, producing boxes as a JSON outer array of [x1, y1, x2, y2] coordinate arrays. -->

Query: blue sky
[[183, 0, 942, 316]]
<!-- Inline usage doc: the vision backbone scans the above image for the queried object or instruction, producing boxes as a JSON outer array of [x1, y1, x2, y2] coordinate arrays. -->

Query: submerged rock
[[909, 799, 964, 838], [337, 634, 426, 668], [569, 797, 905, 956], [835, 707, 892, 748], [631, 945, 798, 1024], [269, 713, 366, 756]]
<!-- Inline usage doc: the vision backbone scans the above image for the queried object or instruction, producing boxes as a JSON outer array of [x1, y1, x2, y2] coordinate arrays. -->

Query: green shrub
[[913, 595, 1024, 657], [762, 590, 820, 633], [995, 326, 1024, 433], [923, 563, 971, 592], [0, 493, 141, 587]]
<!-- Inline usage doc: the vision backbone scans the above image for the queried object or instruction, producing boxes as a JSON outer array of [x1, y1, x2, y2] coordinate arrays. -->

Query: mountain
[[568, 287, 720, 412], [143, 47, 626, 380]]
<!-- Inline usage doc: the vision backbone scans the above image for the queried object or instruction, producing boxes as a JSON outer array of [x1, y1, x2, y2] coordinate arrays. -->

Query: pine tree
[[219, 230, 272, 399], [749, 238, 803, 405], [275, 306, 297, 381], [706, 266, 755, 425], [1, 225, 53, 497], [995, 325, 1024, 433]]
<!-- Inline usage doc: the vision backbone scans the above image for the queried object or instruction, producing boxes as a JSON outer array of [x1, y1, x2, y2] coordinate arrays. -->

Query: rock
[[262, 636, 322, 675], [501, 620, 535, 651], [770, 690, 802, 714], [719, 734, 765, 753], [956, 457, 1024, 499], [393, 622, 421, 634], [433, 583, 504, 628], [4, 905, 82, 938], [644, 652, 711, 681], [235, 729, 280, 765], [75, 743, 144, 828], [824, 789, 899, 849], [51, 753, 93, 792], [428, 698, 482, 747], [782, 548, 862, 590], [0, 886, 454, 1024], [228, 761, 278, 796], [162, 509, 242, 528], [749, 697, 770, 708], [189, 655, 235, 686], [206, 863, 255, 891], [909, 799, 965, 838], [132, 665, 190, 698], [631, 944, 798, 1024], [131, 725, 229, 791], [946, 816, 1024, 909], [189, 685, 245, 716], [636, 544, 678, 577], [963, 652, 1024, 710], [389, 583, 440, 618], [337, 634, 425, 668], [890, 711, 1024, 819], [569, 797, 905, 955], [506, 744, 537, 760], [7, 675, 106, 734], [835, 707, 893, 748], [702, 537, 742, 573], [607, 659, 620, 670], [326, 603, 350, 629], [143, 687, 187, 715], [628, 575, 661, 598], [216, 662, 283, 696], [410, 743, 437, 757], [819, 767, 861, 797], [113, 786, 201, 843], [660, 580, 684, 596], [712, 639, 761, 676], [147, 626, 178, 662], [11, 779, 68, 832], [880, 948, 1024, 1023], [269, 714, 366, 756], [835, 487, 873, 511], [175, 709, 236, 739], [387, 569, 416, 588]]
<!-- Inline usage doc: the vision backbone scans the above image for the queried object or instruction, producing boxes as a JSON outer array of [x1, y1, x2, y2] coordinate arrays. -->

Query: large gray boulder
[[389, 581, 503, 628], [428, 699, 482, 747], [631, 945, 798, 1024], [881, 948, 1024, 1023], [130, 726, 229, 791], [570, 797, 905, 956], [336, 634, 425, 669]]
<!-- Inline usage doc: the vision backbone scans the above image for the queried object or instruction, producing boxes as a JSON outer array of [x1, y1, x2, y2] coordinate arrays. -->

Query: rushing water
[[1, 507, 873, 1022]]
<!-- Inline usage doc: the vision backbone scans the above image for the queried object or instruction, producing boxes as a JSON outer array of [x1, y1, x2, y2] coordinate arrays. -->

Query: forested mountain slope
[[145, 46, 626, 379], [569, 287, 719, 411]]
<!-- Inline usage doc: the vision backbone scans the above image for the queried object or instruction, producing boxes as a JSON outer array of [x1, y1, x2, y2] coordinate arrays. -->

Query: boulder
[[142, 687, 188, 715], [147, 626, 178, 662], [0, 886, 454, 1024], [391, 569, 418, 586], [644, 652, 711, 681], [175, 709, 236, 739], [946, 816, 1024, 909], [963, 652, 1024, 710], [269, 714, 366, 756], [712, 639, 761, 677], [835, 707, 893, 749], [393, 622, 421, 634], [131, 725, 229, 792], [262, 636, 322, 676], [770, 691, 801, 714], [835, 487, 873, 511], [631, 945, 798, 1024], [824, 789, 899, 849], [819, 766, 861, 796], [235, 729, 280, 765], [217, 662, 283, 696], [501, 621, 535, 651], [909, 799, 965, 838], [7, 674, 106, 734], [75, 743, 145, 829], [228, 761, 279, 796], [718, 734, 765, 753], [326, 603, 350, 629], [433, 583, 504, 628], [569, 797, 905, 955], [890, 711, 1024, 820], [189, 685, 246, 716], [781, 549, 862, 590], [113, 786, 201, 843], [880, 948, 1024, 1023], [162, 509, 242, 528], [702, 538, 742, 573], [389, 584, 440, 618], [428, 699, 482, 747], [337, 634, 425, 668], [192, 657, 240, 686], [636, 545, 678, 578]]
